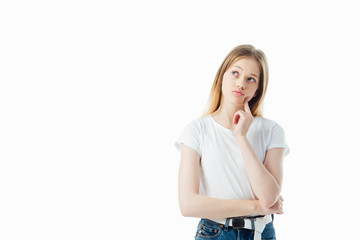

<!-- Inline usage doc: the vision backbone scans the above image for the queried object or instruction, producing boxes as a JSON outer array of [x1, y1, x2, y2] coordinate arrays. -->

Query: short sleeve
[[267, 121, 290, 157], [174, 120, 202, 157]]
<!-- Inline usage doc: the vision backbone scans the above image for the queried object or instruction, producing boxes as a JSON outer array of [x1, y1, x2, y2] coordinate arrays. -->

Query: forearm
[[235, 136, 280, 207], [180, 194, 267, 219]]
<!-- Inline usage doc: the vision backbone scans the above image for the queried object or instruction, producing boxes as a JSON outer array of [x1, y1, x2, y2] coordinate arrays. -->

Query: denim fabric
[[194, 215, 276, 240]]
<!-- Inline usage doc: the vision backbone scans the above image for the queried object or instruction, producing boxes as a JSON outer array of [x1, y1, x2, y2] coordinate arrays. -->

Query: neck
[[211, 103, 246, 129]]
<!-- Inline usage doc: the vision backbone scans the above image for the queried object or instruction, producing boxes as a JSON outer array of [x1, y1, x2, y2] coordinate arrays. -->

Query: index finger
[[244, 97, 251, 113]]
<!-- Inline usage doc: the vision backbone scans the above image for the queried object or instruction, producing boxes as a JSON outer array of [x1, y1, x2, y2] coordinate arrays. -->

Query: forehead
[[230, 57, 260, 75]]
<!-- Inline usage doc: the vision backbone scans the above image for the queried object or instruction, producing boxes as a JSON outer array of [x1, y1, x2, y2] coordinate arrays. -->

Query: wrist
[[235, 134, 247, 142], [255, 200, 273, 215], [254, 200, 266, 215]]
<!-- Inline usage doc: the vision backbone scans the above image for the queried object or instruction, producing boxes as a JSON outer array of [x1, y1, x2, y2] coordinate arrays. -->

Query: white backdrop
[[1, 1, 360, 239]]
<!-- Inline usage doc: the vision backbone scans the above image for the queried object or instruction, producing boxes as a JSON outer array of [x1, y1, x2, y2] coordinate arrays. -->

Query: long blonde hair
[[200, 44, 269, 118]]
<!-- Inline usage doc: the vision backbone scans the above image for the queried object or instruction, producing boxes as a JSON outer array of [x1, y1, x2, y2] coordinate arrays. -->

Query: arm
[[235, 135, 285, 208], [178, 143, 282, 219]]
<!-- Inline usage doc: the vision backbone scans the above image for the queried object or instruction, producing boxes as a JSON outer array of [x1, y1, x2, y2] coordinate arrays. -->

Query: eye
[[248, 77, 256, 82], [232, 71, 239, 77]]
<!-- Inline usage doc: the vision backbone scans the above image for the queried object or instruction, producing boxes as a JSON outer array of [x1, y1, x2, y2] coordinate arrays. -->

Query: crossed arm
[[178, 143, 285, 219], [235, 135, 285, 208]]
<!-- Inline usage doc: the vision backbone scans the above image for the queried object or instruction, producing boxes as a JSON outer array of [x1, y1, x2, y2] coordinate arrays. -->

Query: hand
[[264, 195, 284, 215], [232, 97, 254, 137]]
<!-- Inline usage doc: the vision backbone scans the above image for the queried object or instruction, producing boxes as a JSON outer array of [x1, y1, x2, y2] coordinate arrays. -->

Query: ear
[[253, 89, 258, 97]]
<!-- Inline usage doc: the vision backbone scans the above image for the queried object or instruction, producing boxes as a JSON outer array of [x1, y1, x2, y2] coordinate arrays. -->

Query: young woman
[[175, 44, 290, 240]]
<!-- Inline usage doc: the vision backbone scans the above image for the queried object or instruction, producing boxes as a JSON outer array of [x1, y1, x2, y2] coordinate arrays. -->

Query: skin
[[178, 143, 284, 219], [212, 57, 285, 207], [211, 57, 260, 132], [178, 57, 285, 219]]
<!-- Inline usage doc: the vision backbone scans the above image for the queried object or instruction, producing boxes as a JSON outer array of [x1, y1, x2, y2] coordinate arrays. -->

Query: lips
[[232, 91, 244, 96]]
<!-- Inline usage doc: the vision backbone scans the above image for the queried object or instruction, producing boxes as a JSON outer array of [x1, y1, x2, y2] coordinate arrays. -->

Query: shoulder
[[184, 115, 210, 130], [177, 116, 207, 140], [255, 116, 286, 133], [255, 116, 280, 128]]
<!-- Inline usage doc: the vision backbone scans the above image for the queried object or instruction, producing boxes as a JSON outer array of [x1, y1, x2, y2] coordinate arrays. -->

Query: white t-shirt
[[175, 114, 290, 201]]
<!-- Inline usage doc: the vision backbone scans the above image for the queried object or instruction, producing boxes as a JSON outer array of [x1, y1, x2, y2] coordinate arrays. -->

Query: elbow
[[260, 199, 277, 209], [180, 205, 191, 217], [258, 195, 279, 208], [257, 188, 281, 208], [179, 195, 197, 217], [179, 199, 193, 217]]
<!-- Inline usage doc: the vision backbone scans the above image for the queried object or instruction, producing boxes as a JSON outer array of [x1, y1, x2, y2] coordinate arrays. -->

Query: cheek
[[222, 73, 234, 84], [221, 79, 232, 91]]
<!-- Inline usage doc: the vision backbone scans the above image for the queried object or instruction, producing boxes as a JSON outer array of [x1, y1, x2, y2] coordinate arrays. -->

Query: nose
[[236, 77, 246, 90]]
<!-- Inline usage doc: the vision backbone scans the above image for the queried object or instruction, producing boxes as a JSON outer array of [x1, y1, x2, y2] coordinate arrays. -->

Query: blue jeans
[[194, 215, 276, 240]]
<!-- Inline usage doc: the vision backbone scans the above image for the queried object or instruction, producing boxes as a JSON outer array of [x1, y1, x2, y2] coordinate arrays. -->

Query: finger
[[237, 110, 246, 116], [233, 111, 239, 124], [233, 111, 243, 124], [233, 113, 240, 124], [244, 97, 252, 114], [234, 110, 247, 124]]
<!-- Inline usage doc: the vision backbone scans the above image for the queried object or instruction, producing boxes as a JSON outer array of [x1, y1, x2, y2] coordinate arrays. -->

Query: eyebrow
[[233, 65, 259, 78]]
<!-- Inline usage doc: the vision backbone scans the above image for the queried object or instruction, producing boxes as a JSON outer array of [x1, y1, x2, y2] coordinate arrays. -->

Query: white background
[[1, 1, 360, 239]]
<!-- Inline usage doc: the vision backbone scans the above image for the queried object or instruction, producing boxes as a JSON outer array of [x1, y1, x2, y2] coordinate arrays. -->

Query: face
[[221, 57, 260, 106]]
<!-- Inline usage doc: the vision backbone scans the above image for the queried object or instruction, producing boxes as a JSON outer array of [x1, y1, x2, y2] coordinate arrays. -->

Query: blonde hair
[[200, 44, 269, 118]]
